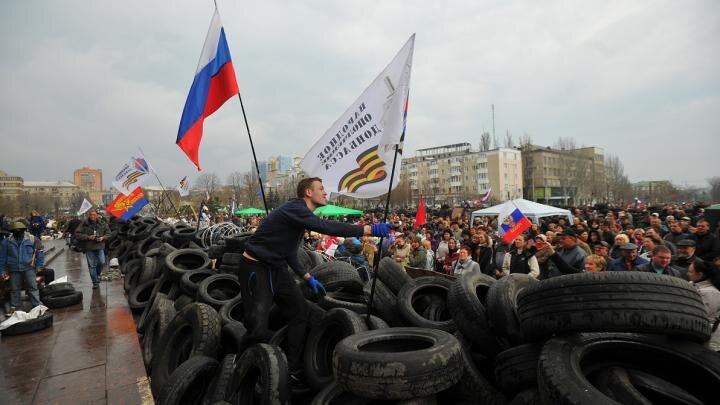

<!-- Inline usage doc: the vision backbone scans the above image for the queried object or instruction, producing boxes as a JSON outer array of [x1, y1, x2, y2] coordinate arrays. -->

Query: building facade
[[73, 167, 103, 204], [521, 145, 605, 205], [400, 143, 523, 206], [0, 170, 24, 198], [23, 181, 80, 212]]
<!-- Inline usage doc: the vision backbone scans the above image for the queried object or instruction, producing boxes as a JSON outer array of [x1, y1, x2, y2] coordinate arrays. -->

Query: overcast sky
[[1, 0, 718, 191]]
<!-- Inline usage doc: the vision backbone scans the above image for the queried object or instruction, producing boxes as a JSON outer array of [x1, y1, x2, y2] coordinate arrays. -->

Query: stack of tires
[[107, 217, 720, 405], [39, 282, 83, 309]]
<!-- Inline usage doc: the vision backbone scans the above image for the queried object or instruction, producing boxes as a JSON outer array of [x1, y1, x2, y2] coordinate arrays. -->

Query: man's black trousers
[[238, 256, 308, 373]]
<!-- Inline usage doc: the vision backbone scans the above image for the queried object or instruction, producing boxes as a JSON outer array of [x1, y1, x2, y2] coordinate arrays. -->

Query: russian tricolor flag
[[499, 208, 532, 244], [176, 8, 239, 171]]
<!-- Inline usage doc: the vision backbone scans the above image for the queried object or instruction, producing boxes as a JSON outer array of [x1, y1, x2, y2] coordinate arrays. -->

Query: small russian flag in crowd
[[499, 208, 532, 244], [176, 8, 239, 171]]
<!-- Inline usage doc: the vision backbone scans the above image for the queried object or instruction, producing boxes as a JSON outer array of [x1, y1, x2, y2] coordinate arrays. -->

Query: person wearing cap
[[75, 209, 110, 289], [536, 228, 587, 278], [407, 236, 428, 269], [674, 239, 698, 277], [633, 245, 683, 278], [609, 243, 649, 271], [593, 241, 611, 259], [0, 221, 45, 314], [691, 219, 720, 262]]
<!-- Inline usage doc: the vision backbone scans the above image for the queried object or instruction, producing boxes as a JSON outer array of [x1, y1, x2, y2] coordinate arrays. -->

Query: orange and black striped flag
[[338, 146, 387, 193]]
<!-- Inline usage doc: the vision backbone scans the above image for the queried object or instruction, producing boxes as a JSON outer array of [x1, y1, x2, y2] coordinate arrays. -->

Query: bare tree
[[194, 172, 222, 198], [480, 132, 492, 152], [518, 134, 534, 200], [605, 154, 633, 203], [504, 130, 514, 148], [240, 172, 261, 208], [709, 177, 720, 203]]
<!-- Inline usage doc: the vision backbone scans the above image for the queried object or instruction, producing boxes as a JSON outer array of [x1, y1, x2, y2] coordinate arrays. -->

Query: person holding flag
[[239, 177, 391, 391]]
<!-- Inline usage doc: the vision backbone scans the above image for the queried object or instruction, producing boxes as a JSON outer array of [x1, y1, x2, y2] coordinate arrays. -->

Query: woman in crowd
[[609, 233, 630, 259], [442, 238, 460, 275], [421, 239, 434, 270], [640, 234, 664, 260], [472, 232, 494, 276], [452, 245, 481, 276], [687, 259, 720, 351], [584, 254, 607, 272]]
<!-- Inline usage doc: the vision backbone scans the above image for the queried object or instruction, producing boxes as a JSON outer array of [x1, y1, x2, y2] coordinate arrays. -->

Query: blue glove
[[306, 275, 326, 297], [371, 223, 391, 237]]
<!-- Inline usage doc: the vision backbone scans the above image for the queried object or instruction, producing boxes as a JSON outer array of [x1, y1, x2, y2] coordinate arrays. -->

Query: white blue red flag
[[177, 175, 190, 197], [176, 8, 239, 171], [498, 207, 532, 244], [481, 188, 492, 202]]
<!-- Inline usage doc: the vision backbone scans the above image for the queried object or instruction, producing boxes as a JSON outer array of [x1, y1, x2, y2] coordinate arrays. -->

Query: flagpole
[[138, 147, 183, 219], [236, 93, 269, 214], [365, 143, 402, 323]]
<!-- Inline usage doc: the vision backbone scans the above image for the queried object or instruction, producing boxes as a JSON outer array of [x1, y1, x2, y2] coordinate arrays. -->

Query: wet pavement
[[1, 240, 152, 404]]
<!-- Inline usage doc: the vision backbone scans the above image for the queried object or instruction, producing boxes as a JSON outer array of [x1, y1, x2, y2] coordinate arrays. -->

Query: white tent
[[471, 199, 572, 225]]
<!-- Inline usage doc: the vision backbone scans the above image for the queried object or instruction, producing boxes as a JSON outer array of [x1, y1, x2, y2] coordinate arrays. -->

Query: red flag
[[414, 196, 427, 229]]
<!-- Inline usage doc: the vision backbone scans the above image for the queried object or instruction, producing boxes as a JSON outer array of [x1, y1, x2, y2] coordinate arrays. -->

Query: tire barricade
[[109, 216, 720, 405]]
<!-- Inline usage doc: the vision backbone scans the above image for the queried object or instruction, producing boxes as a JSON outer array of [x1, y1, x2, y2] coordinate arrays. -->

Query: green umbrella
[[313, 204, 364, 218], [234, 207, 266, 216]]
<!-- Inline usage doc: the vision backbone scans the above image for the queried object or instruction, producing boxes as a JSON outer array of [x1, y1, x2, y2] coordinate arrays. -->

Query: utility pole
[[492, 104, 496, 149]]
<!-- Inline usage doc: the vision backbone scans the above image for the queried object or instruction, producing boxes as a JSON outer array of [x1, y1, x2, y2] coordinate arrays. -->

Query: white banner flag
[[177, 175, 190, 197], [77, 198, 93, 215], [112, 151, 152, 196], [301, 34, 415, 198]]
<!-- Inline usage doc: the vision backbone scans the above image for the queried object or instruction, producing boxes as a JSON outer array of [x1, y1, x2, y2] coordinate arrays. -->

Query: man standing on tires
[[0, 221, 44, 314], [240, 177, 390, 390], [75, 210, 110, 289]]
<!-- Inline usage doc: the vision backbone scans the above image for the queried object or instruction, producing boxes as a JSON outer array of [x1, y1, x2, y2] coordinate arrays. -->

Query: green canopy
[[234, 207, 266, 216], [313, 204, 364, 218]]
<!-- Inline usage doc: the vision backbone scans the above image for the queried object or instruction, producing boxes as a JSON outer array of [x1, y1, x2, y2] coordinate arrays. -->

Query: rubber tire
[[364, 279, 405, 327], [517, 272, 711, 342], [220, 321, 248, 356], [222, 343, 290, 405], [142, 297, 176, 372], [537, 333, 720, 405], [486, 273, 538, 345], [318, 291, 368, 313], [376, 257, 414, 295], [509, 389, 541, 405], [494, 344, 542, 397], [1, 312, 53, 336], [439, 332, 507, 405], [203, 353, 237, 405], [180, 269, 215, 296], [334, 327, 463, 400], [129, 279, 158, 313], [447, 271, 497, 348], [398, 277, 456, 332], [196, 274, 242, 310], [311, 261, 364, 294], [39, 282, 75, 299], [303, 308, 368, 391], [157, 355, 219, 405], [364, 314, 389, 330], [43, 290, 83, 309], [151, 303, 222, 395], [224, 232, 252, 252], [137, 275, 174, 333], [173, 294, 195, 312], [218, 295, 244, 326], [165, 249, 211, 281]]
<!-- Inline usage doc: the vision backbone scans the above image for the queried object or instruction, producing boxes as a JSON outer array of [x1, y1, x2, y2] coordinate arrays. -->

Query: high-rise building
[[73, 167, 103, 204], [401, 143, 523, 205]]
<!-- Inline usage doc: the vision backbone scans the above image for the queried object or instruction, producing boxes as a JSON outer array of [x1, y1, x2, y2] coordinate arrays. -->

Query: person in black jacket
[[239, 177, 390, 390]]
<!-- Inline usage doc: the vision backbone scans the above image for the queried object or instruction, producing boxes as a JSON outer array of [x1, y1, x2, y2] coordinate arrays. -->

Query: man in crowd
[[239, 177, 390, 390], [389, 234, 411, 266], [75, 210, 110, 289], [407, 236, 428, 269], [673, 239, 697, 277], [0, 222, 44, 314], [664, 220, 690, 246], [633, 245, 683, 278], [545, 228, 587, 277], [609, 243, 649, 271], [692, 219, 720, 261], [500, 235, 539, 278]]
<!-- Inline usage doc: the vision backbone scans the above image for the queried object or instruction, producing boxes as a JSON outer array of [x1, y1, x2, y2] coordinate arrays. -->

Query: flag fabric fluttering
[[106, 188, 149, 220], [112, 153, 152, 196], [481, 188, 493, 202], [498, 206, 532, 244], [177, 175, 190, 197], [77, 198, 93, 215], [176, 7, 239, 171], [414, 195, 426, 229], [300, 34, 415, 198]]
